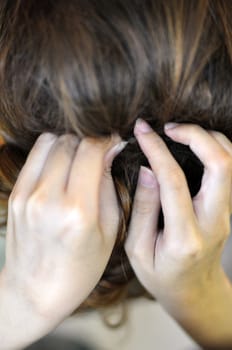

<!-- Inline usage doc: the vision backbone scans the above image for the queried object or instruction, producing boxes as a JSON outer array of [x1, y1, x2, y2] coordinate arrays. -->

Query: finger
[[207, 130, 232, 213], [9, 133, 58, 203], [164, 123, 232, 230], [207, 130, 232, 157], [66, 134, 122, 219], [134, 119, 197, 242], [35, 134, 80, 197], [98, 139, 128, 242], [125, 166, 161, 267]]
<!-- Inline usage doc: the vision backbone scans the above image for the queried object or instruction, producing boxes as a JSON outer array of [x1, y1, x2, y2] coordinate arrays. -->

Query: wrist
[[0, 270, 58, 349], [157, 265, 227, 307], [159, 268, 232, 349]]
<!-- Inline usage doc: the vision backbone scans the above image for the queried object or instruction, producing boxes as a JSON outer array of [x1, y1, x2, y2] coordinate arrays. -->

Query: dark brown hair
[[0, 0, 232, 327]]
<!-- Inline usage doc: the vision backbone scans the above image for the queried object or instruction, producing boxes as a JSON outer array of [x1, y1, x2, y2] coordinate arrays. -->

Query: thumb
[[125, 166, 161, 267]]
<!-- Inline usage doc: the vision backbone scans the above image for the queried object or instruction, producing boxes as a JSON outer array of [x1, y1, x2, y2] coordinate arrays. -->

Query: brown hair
[[0, 0, 232, 327]]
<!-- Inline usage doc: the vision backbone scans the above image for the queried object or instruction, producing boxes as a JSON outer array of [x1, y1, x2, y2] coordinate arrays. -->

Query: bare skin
[[1, 119, 232, 349], [0, 132, 127, 349], [125, 119, 232, 349]]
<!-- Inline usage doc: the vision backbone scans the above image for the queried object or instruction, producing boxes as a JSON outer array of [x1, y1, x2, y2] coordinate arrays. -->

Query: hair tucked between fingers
[[0, 0, 231, 327]]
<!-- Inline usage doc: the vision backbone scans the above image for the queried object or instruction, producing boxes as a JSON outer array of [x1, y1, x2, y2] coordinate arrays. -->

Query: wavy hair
[[0, 0, 232, 327]]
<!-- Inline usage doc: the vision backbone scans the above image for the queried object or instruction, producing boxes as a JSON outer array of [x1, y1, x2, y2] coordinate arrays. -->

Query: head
[[0, 0, 232, 326]]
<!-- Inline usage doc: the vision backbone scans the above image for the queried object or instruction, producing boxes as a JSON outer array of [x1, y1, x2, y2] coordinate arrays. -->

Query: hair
[[0, 0, 232, 327]]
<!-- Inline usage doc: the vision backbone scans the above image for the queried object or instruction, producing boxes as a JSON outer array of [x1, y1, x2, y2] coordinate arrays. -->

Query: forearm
[[0, 273, 57, 350], [160, 269, 232, 349]]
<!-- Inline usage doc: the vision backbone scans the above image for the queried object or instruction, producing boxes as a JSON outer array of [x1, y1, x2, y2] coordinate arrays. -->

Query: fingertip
[[104, 140, 128, 168], [38, 132, 57, 142], [134, 118, 153, 135], [164, 123, 179, 132]]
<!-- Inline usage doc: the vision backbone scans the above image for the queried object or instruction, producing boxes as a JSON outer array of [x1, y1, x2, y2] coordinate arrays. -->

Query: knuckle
[[57, 134, 79, 148], [209, 130, 224, 139], [209, 130, 231, 146], [77, 138, 97, 156], [80, 137, 98, 149], [133, 197, 153, 215], [167, 237, 202, 261], [186, 243, 202, 259], [220, 154, 232, 170], [179, 244, 202, 261], [63, 200, 97, 231], [58, 133, 77, 142], [212, 153, 232, 173], [9, 192, 23, 212], [64, 205, 84, 225], [26, 192, 49, 218], [125, 241, 144, 262]]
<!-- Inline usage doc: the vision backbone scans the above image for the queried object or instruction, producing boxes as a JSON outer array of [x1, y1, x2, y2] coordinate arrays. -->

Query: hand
[[125, 120, 232, 305], [1, 132, 126, 323]]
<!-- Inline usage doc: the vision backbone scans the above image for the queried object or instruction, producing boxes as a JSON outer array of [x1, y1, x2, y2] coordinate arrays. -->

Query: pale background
[[0, 218, 231, 349]]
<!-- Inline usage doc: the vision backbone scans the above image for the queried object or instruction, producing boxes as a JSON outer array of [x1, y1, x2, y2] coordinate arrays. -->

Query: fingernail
[[138, 166, 157, 188], [164, 122, 179, 130], [105, 141, 128, 166], [135, 118, 153, 134], [112, 141, 128, 156]]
